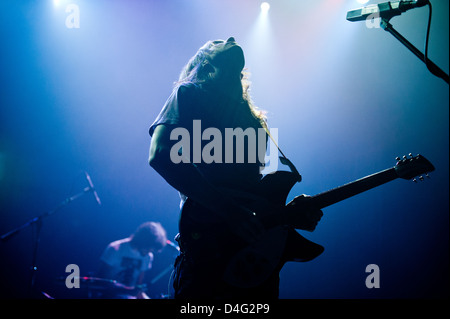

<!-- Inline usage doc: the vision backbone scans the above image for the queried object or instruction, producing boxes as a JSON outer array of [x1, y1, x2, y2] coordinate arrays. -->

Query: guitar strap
[[263, 125, 302, 183]]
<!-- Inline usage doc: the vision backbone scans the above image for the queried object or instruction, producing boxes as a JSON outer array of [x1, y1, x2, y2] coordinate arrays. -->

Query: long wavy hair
[[176, 40, 267, 127]]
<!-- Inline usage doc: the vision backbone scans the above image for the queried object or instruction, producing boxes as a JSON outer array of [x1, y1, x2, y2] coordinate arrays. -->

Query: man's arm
[[135, 271, 150, 299]]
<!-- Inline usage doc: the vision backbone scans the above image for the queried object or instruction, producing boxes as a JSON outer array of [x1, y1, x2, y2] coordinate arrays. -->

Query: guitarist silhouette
[[148, 37, 434, 299], [148, 37, 323, 299]]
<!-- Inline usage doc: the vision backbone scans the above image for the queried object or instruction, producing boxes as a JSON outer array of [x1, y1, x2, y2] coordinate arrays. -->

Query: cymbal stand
[[1, 185, 95, 297]]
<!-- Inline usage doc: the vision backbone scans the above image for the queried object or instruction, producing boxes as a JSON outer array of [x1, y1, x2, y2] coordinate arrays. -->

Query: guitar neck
[[311, 167, 399, 210]]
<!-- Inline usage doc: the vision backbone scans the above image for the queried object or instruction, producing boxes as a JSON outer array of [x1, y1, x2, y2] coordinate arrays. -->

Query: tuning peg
[[426, 173, 430, 179], [403, 155, 407, 160], [408, 153, 413, 158], [396, 156, 401, 161], [419, 176, 424, 181]]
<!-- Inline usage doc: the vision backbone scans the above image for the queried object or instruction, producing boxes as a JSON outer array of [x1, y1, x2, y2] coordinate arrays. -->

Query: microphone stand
[[380, 18, 449, 84], [1, 185, 95, 298]]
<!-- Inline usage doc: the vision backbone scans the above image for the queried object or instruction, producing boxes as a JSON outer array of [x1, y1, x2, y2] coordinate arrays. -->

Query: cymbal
[[56, 276, 139, 292]]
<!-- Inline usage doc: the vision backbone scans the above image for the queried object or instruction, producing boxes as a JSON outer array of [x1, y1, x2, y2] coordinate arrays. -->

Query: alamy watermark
[[169, 120, 279, 173], [365, 264, 381, 289], [65, 263, 80, 288], [54, 1, 80, 29], [366, 12, 382, 29], [65, 4, 80, 29]]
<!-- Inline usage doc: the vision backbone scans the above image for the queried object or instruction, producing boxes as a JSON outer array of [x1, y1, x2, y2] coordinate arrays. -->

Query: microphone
[[346, 0, 428, 22], [166, 239, 180, 252], [85, 171, 102, 206]]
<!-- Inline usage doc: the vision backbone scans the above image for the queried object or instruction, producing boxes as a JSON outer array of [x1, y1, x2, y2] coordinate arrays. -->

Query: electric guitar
[[179, 154, 435, 288]]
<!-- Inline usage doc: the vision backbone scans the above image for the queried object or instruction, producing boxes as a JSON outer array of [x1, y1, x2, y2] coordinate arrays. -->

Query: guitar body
[[179, 171, 324, 288]]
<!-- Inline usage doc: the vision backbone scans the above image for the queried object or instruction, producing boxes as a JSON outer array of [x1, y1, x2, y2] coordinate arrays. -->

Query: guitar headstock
[[394, 153, 435, 181]]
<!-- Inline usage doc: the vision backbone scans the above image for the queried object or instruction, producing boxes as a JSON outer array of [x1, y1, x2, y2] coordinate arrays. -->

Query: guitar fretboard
[[311, 167, 398, 209]]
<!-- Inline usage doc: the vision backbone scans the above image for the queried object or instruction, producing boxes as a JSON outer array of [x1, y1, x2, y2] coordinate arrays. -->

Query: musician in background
[[148, 37, 323, 298], [98, 221, 167, 299]]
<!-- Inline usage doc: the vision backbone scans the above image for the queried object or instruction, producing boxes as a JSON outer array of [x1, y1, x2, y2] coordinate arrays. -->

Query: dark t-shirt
[[150, 84, 281, 298], [149, 83, 266, 193]]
